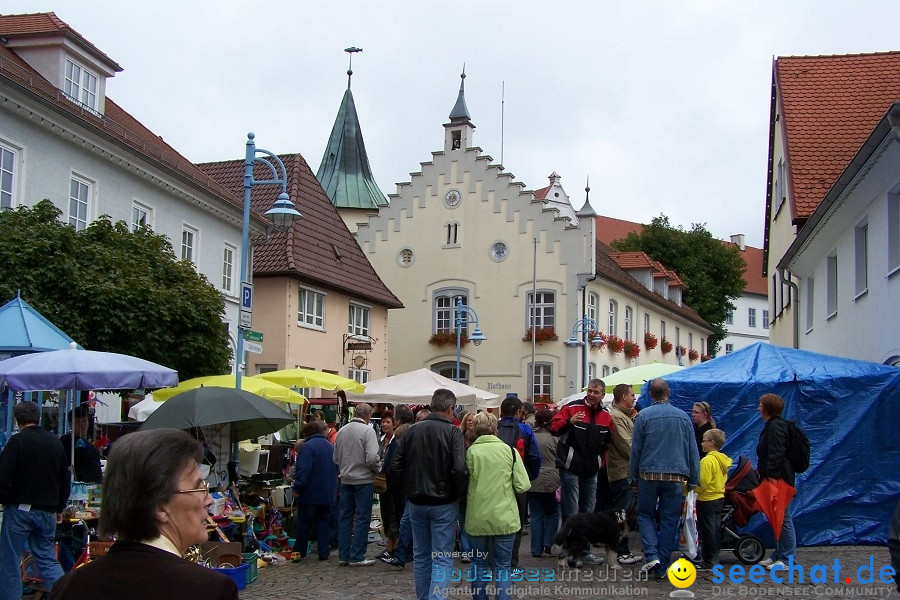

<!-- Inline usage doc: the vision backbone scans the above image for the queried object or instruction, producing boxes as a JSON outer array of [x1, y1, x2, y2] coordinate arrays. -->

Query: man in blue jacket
[[292, 420, 338, 561], [630, 378, 700, 579]]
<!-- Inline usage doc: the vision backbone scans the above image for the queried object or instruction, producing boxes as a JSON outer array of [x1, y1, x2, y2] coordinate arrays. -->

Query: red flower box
[[623, 340, 641, 359], [606, 335, 625, 354], [523, 327, 558, 344], [661, 338, 673, 354], [429, 331, 468, 347], [688, 349, 700, 361], [644, 332, 658, 350]]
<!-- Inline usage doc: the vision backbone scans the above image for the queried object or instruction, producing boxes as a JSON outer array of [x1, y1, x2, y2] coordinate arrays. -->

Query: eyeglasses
[[176, 481, 211, 496]]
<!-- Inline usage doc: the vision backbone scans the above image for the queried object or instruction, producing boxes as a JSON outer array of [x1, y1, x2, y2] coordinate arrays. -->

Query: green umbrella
[[602, 361, 685, 392], [139, 386, 294, 441]]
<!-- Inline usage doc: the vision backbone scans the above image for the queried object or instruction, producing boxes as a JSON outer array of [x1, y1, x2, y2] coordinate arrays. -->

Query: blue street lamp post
[[235, 132, 302, 389], [565, 316, 604, 390], [454, 296, 486, 383]]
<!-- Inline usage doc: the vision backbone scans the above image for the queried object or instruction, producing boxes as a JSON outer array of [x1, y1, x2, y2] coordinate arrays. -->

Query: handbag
[[679, 489, 699, 560], [373, 471, 389, 494]]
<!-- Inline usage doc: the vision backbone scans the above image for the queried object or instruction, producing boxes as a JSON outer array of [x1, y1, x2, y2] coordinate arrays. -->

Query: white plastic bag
[[679, 490, 699, 560]]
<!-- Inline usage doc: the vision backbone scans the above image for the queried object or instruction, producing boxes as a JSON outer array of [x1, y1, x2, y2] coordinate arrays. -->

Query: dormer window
[[65, 59, 99, 112]]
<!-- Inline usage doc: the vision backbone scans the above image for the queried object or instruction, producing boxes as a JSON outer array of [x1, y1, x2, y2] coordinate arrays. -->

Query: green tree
[[0, 200, 231, 380], [611, 215, 746, 352]]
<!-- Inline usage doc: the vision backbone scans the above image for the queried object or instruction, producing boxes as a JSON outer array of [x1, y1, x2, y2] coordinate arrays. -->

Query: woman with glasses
[[50, 429, 238, 600]]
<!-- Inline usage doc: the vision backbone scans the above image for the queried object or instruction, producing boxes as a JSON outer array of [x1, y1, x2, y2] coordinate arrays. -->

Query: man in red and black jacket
[[549, 378, 614, 530]]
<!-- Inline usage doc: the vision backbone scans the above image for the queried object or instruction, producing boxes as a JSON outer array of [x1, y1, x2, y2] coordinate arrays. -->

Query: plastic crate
[[215, 563, 249, 591], [241, 553, 258, 584]]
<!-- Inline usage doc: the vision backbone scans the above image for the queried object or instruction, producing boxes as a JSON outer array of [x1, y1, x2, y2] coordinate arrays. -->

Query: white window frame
[[889, 193, 900, 275], [298, 287, 326, 330], [529, 363, 552, 400], [688, 332, 694, 351], [660, 320, 666, 341], [443, 221, 460, 247], [0, 141, 20, 209], [854, 221, 868, 298], [434, 288, 467, 333], [68, 174, 93, 231], [725, 343, 734, 354], [348, 303, 371, 337], [222, 243, 237, 295], [601, 365, 610, 377], [64, 59, 99, 112], [826, 253, 838, 319], [527, 291, 556, 329], [725, 308, 733, 325], [587, 292, 599, 326], [805, 277, 815, 333], [748, 307, 757, 328], [643, 313, 650, 334], [181, 224, 199, 264], [762, 309, 770, 330], [774, 158, 787, 216], [607, 299, 618, 336], [348, 368, 370, 385], [131, 201, 152, 232], [624, 306, 633, 341]]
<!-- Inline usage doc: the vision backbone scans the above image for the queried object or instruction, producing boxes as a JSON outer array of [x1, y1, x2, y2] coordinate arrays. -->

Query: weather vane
[[345, 46, 362, 87]]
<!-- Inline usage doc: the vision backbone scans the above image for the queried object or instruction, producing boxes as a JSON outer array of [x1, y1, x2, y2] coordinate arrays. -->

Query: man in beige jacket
[[607, 383, 642, 565]]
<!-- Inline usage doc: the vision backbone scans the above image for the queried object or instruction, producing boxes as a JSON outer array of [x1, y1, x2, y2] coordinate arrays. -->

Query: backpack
[[497, 419, 525, 459], [785, 420, 811, 473]]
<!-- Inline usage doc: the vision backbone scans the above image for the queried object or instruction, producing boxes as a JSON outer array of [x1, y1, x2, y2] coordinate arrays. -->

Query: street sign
[[243, 330, 264, 343], [346, 341, 372, 351], [241, 282, 254, 311], [239, 310, 252, 329], [245, 341, 263, 354]]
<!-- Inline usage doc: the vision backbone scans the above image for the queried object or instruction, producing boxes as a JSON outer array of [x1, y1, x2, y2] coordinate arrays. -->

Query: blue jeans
[[559, 468, 597, 524], [469, 533, 516, 600], [394, 502, 413, 564], [409, 501, 458, 600], [338, 483, 373, 563], [771, 500, 796, 563], [527, 492, 559, 556], [636, 479, 683, 570], [294, 503, 331, 559], [0, 507, 63, 600], [458, 502, 471, 557]]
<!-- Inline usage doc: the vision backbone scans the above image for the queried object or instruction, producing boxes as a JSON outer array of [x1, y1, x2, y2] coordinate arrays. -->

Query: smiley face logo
[[667, 558, 696, 588]]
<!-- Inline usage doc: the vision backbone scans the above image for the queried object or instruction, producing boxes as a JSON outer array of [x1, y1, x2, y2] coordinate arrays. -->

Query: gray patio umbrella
[[139, 386, 293, 441]]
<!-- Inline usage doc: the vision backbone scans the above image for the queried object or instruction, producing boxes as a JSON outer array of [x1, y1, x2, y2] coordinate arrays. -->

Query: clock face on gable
[[444, 189, 462, 208], [490, 241, 508, 262]]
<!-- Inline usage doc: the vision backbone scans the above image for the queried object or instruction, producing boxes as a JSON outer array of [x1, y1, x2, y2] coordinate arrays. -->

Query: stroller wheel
[[733, 534, 765, 565]]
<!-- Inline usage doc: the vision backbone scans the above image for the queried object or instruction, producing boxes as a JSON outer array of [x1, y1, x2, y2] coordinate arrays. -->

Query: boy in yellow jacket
[[696, 429, 732, 569]]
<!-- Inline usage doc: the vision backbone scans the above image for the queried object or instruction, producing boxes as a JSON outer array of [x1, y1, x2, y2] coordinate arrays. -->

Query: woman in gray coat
[[526, 409, 560, 557]]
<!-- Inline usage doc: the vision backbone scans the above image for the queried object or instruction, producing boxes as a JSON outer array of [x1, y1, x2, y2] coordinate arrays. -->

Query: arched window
[[432, 361, 468, 384], [624, 306, 633, 341], [608, 299, 618, 336]]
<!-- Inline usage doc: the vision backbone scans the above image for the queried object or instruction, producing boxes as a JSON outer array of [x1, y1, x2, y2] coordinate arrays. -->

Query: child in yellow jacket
[[696, 429, 732, 568]]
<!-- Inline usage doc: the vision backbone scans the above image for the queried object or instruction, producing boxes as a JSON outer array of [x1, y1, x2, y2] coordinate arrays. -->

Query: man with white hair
[[333, 402, 381, 566]]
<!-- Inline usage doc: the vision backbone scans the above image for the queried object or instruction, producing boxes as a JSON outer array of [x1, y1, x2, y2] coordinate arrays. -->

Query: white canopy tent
[[346, 368, 501, 409]]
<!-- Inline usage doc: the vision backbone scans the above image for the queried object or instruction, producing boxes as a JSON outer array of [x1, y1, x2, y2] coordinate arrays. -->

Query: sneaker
[[376, 550, 392, 560], [639, 558, 661, 573], [379, 556, 405, 568], [582, 553, 605, 565], [758, 558, 775, 568], [338, 560, 350, 567], [617, 553, 642, 565], [768, 560, 786, 571], [543, 546, 552, 556], [349, 559, 376, 567]]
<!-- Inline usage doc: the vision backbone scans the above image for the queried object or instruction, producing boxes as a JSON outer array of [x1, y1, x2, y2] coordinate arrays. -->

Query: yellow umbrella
[[253, 368, 365, 394], [152, 374, 306, 404]]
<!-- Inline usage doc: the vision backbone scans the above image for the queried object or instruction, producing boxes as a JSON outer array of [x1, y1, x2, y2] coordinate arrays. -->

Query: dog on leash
[[553, 509, 627, 569]]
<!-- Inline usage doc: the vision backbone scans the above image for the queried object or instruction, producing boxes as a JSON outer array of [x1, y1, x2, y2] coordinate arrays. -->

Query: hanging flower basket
[[661, 338, 673, 354], [606, 335, 625, 354], [429, 331, 468, 347], [623, 340, 641, 359], [700, 354, 712, 362], [523, 327, 558, 344], [688, 349, 700, 362], [644, 331, 658, 350], [588, 330, 607, 350]]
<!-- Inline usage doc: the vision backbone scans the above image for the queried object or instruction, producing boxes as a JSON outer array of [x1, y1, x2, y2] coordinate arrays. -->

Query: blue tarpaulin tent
[[638, 342, 900, 546]]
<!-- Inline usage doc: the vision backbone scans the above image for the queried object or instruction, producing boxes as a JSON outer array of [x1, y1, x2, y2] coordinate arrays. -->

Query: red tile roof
[[775, 52, 900, 220], [533, 184, 551, 200], [608, 251, 655, 270], [0, 12, 121, 71], [198, 156, 403, 309], [596, 215, 643, 245]]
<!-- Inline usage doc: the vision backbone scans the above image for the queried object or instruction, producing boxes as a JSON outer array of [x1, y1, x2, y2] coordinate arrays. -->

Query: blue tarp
[[637, 342, 900, 546]]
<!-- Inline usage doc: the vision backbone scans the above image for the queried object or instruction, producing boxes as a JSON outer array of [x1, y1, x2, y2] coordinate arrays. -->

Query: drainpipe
[[778, 266, 800, 349]]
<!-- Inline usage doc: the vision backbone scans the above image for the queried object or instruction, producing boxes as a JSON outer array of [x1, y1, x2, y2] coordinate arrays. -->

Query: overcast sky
[[6, 1, 900, 248]]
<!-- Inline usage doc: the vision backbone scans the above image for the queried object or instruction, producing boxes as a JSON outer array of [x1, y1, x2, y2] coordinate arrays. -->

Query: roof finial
[[345, 46, 362, 89], [449, 63, 472, 121], [576, 175, 597, 218], [585, 175, 590, 200]]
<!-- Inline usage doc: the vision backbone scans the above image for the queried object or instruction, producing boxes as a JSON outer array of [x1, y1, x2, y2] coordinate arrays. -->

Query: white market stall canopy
[[346, 368, 501, 409]]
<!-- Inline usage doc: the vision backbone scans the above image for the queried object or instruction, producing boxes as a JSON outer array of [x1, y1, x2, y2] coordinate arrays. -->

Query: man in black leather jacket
[[389, 389, 467, 600]]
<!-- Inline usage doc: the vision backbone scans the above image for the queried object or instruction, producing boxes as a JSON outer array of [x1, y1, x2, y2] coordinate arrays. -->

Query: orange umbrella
[[752, 478, 795, 541]]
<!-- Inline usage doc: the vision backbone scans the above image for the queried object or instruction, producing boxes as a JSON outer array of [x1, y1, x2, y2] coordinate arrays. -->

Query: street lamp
[[235, 132, 302, 389], [454, 296, 486, 383], [564, 316, 604, 390]]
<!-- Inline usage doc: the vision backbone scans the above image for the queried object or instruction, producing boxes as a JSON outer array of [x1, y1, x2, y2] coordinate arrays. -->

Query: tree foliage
[[0, 200, 231, 380], [611, 215, 746, 351]]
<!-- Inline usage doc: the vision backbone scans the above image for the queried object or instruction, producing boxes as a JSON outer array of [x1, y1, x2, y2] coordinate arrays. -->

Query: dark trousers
[[697, 498, 724, 565], [294, 503, 332, 559], [510, 492, 526, 567], [609, 478, 633, 556]]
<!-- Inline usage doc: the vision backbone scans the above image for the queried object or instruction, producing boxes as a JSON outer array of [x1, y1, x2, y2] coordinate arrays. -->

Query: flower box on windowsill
[[606, 335, 625, 354], [661, 339, 673, 354], [588, 330, 606, 350], [688, 349, 700, 362], [623, 340, 641, 360], [429, 331, 468, 347], [523, 327, 558, 344], [644, 332, 658, 350]]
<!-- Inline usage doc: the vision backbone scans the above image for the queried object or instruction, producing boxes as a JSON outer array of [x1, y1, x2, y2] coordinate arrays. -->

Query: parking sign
[[241, 282, 253, 311]]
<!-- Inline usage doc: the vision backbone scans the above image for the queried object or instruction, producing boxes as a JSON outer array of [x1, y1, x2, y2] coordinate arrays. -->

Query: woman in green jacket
[[465, 412, 531, 600]]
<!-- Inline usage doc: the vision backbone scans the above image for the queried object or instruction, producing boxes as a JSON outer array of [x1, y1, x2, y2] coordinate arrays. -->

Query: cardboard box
[[200, 541, 242, 567]]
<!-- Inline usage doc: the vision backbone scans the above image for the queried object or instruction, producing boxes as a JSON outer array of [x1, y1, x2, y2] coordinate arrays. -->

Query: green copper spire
[[316, 48, 388, 210]]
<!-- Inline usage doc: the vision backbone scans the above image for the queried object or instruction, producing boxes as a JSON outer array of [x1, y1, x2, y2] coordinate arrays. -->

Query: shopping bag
[[679, 490, 699, 560]]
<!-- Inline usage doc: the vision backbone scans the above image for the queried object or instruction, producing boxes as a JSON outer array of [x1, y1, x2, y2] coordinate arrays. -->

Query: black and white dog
[[553, 509, 627, 569]]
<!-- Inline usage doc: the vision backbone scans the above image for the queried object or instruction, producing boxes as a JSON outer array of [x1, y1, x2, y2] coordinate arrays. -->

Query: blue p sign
[[241, 282, 253, 310]]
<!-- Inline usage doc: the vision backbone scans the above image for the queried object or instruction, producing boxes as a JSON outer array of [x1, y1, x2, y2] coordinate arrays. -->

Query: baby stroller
[[720, 455, 765, 564]]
